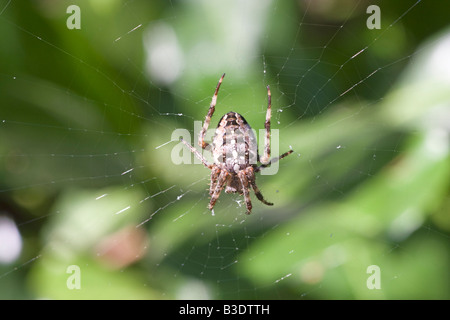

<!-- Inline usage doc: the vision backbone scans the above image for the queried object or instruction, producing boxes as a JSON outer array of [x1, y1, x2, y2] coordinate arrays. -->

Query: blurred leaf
[[238, 30, 450, 299], [27, 186, 159, 299]]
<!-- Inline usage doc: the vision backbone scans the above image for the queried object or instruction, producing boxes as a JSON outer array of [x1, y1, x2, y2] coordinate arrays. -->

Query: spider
[[181, 73, 293, 214]]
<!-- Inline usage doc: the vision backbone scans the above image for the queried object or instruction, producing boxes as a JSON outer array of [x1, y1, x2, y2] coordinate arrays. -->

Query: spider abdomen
[[212, 112, 258, 173]]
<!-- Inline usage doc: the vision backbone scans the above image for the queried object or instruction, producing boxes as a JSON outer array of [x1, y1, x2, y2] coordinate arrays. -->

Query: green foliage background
[[0, 0, 448, 299]]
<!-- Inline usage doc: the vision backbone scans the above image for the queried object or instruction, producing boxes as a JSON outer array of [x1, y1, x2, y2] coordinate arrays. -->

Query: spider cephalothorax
[[181, 73, 293, 214]]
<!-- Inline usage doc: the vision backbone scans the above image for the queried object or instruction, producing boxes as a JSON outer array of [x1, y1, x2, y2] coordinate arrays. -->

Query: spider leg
[[199, 73, 226, 150], [259, 85, 272, 165], [208, 169, 228, 211], [255, 149, 293, 173], [180, 138, 213, 169], [257, 85, 294, 170], [209, 166, 220, 196], [238, 170, 252, 214], [245, 167, 273, 206]]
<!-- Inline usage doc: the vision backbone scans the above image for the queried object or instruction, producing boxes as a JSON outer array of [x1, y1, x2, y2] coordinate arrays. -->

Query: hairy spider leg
[[209, 166, 221, 196], [208, 169, 229, 211], [245, 167, 273, 206], [256, 84, 294, 170], [255, 150, 294, 173], [260, 85, 272, 165], [180, 138, 212, 169], [237, 170, 252, 214], [199, 73, 226, 150]]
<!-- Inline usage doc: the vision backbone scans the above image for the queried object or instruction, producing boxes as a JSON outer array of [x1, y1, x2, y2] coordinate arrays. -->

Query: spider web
[[0, 0, 449, 300]]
